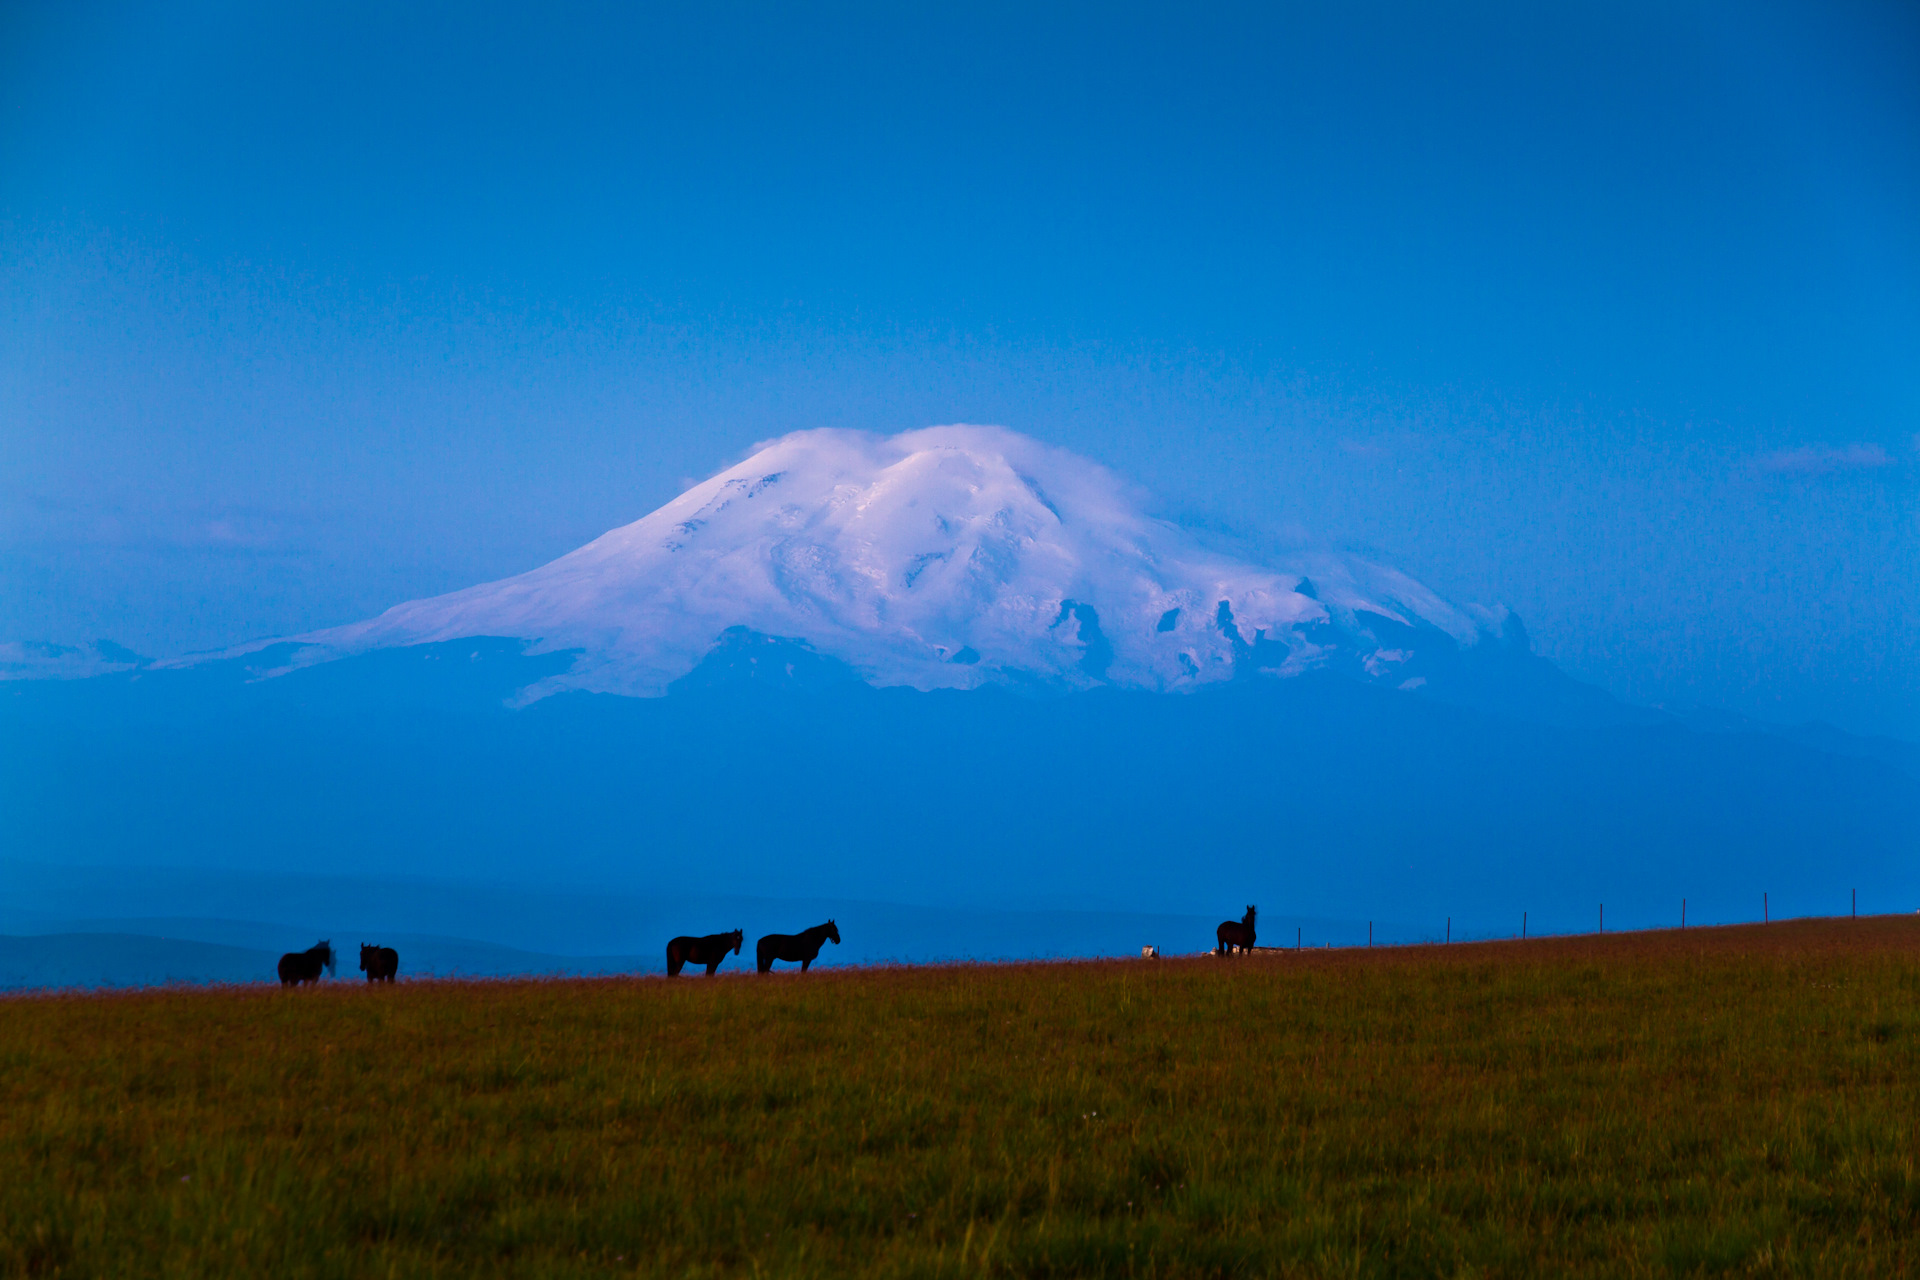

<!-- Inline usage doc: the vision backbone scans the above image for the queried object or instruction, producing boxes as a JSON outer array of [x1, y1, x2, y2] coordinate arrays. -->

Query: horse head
[[359, 943, 372, 971], [730, 929, 743, 955], [320, 940, 336, 975], [1244, 906, 1257, 927], [825, 919, 841, 945]]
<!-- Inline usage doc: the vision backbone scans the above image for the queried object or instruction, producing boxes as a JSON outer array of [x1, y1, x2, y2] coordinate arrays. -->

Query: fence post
[[1764, 892, 1769, 924], [1446, 917, 1451, 944], [1368, 921, 1372, 948], [1297, 926, 1301, 952]]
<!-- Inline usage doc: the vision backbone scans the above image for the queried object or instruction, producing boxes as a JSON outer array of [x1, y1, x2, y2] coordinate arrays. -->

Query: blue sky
[[2, 1, 1915, 735]]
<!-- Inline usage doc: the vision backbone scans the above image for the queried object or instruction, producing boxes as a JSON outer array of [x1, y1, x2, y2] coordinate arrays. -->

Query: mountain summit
[[14, 426, 1912, 935], [284, 426, 1510, 699]]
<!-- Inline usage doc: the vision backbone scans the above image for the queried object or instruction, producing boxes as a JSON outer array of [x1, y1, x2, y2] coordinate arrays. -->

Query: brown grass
[[2, 915, 1918, 1277]]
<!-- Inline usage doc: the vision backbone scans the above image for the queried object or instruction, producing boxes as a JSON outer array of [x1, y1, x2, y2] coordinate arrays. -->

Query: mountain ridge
[[224, 426, 1515, 701]]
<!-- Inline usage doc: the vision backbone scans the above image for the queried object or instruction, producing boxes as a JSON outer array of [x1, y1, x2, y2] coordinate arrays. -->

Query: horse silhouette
[[359, 943, 399, 983], [756, 920, 841, 973], [278, 940, 335, 986], [666, 929, 742, 977], [1216, 906, 1257, 955]]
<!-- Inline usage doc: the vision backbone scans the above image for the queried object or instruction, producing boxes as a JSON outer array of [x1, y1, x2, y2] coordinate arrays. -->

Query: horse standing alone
[[666, 929, 743, 977], [359, 943, 399, 983], [278, 940, 335, 986], [756, 920, 841, 973], [1216, 906, 1257, 955]]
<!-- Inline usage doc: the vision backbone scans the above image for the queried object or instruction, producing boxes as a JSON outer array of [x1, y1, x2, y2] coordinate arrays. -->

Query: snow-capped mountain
[[13, 426, 1913, 931], [266, 425, 1511, 699]]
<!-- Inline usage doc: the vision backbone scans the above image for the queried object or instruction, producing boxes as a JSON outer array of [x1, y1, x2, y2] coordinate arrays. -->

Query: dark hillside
[[2, 642, 1914, 935]]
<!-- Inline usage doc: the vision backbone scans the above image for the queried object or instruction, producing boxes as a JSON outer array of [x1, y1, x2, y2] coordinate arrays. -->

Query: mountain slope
[[262, 426, 1509, 700], [5, 645, 1914, 933]]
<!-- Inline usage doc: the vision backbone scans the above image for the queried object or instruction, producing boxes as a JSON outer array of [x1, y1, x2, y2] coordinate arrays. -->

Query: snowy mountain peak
[[288, 426, 1504, 698]]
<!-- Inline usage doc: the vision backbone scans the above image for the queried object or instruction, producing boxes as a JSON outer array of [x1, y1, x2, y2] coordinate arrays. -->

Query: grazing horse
[[278, 940, 335, 986], [756, 920, 841, 973], [359, 943, 399, 983], [1216, 906, 1257, 955], [666, 929, 742, 977]]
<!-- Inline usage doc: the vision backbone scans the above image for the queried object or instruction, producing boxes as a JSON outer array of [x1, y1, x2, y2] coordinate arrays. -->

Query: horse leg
[[706, 959, 720, 976], [801, 957, 811, 972]]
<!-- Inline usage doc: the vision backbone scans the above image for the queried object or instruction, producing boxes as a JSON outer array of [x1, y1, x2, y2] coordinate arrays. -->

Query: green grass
[[3, 917, 1919, 1277]]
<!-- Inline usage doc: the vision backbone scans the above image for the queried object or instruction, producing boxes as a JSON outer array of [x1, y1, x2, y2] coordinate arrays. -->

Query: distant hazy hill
[[3, 639, 1913, 947], [0, 933, 275, 991], [0, 882, 1233, 992], [0, 928, 663, 992]]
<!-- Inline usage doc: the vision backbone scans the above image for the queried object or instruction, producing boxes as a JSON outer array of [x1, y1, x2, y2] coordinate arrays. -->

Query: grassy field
[[2, 917, 1918, 1278]]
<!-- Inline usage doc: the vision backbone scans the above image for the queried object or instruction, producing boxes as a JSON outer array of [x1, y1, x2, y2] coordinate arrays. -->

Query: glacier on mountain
[[274, 425, 1510, 699]]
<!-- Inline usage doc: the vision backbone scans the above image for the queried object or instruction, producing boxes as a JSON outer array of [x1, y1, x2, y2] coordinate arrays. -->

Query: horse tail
[[665, 940, 684, 977]]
